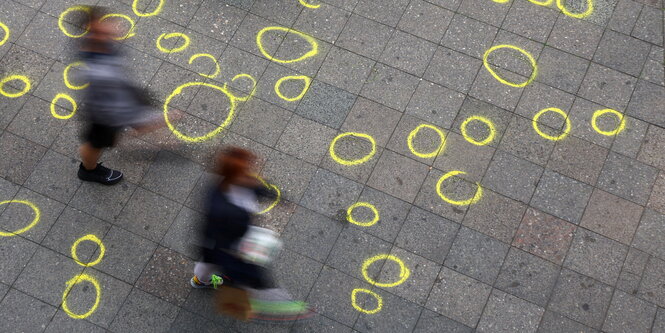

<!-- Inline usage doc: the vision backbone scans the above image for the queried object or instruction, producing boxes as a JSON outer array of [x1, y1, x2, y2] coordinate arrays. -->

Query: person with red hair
[[191, 147, 313, 321]]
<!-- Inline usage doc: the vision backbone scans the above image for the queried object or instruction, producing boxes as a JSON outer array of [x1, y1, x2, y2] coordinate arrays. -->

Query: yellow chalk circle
[[329, 132, 377, 166], [58, 5, 91, 38], [361, 254, 410, 288], [0, 75, 31, 98], [274, 75, 311, 102], [299, 0, 322, 8], [557, 0, 593, 18], [255, 175, 281, 215], [483, 44, 537, 88], [133, 0, 165, 17], [347, 202, 379, 227], [256, 26, 318, 64], [63, 61, 89, 90], [460, 116, 496, 146], [528, 0, 554, 5], [223, 73, 257, 102], [164, 82, 236, 143], [62, 273, 101, 319], [0, 21, 9, 47], [592, 109, 626, 136], [156, 32, 190, 53], [532, 107, 571, 141], [491, 0, 510, 3], [100, 13, 136, 40], [51, 93, 78, 120], [436, 170, 483, 206], [70, 234, 105, 267], [188, 53, 220, 79], [0, 200, 40, 237], [407, 124, 446, 159], [351, 288, 382, 314]]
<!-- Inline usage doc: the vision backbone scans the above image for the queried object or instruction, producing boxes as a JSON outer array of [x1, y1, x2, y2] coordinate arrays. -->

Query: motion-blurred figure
[[77, 6, 173, 185], [191, 147, 314, 321]]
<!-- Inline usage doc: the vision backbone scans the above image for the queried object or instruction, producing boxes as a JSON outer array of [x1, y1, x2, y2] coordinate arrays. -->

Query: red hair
[[216, 147, 256, 188]]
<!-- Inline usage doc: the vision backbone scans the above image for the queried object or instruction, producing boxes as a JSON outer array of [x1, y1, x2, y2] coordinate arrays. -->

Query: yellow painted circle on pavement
[[58, 6, 91, 38], [0, 21, 10, 47], [460, 116, 496, 146], [299, 0, 322, 8], [0, 75, 31, 98], [255, 175, 281, 215], [351, 288, 382, 314], [156, 32, 190, 53], [347, 202, 379, 227], [557, 0, 593, 18], [274, 75, 311, 102], [329, 132, 377, 166], [71, 234, 106, 267], [188, 53, 220, 79], [407, 124, 446, 159], [62, 273, 101, 319], [133, 0, 165, 17], [532, 107, 571, 141], [436, 170, 483, 206], [361, 254, 410, 288], [591, 109, 625, 136], [100, 13, 136, 40], [223, 73, 257, 102], [63, 61, 89, 90], [256, 26, 318, 64], [0, 200, 40, 237], [483, 44, 537, 88], [51, 93, 78, 119]]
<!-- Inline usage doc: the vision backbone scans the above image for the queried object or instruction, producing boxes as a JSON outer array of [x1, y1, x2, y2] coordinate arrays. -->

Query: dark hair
[[216, 147, 256, 189]]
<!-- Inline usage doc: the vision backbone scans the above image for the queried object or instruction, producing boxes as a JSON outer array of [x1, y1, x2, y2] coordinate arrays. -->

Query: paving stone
[[376, 246, 441, 305], [96, 226, 157, 284], [213, 46, 269, 94], [548, 136, 608, 184], [580, 189, 643, 244], [628, 79, 665, 127], [0, 177, 19, 204], [326, 228, 392, 280], [611, 115, 648, 159], [40, 206, 110, 262], [638, 125, 665, 171], [463, 188, 526, 243], [414, 168, 479, 223], [229, 13, 283, 62], [578, 63, 637, 111], [97, 136, 159, 184], [457, 0, 510, 26], [136, 246, 193, 306], [615, 270, 642, 294], [0, 234, 38, 285], [638, 256, 665, 307], [0, 289, 57, 333], [425, 267, 492, 327], [535, 46, 590, 94], [513, 208, 576, 265], [495, 248, 559, 307], [483, 150, 544, 203], [161, 206, 204, 260], [395, 207, 458, 264], [654, 307, 665, 333], [0, 93, 28, 131], [291, 314, 353, 333], [275, 115, 337, 165], [349, 187, 411, 242], [24, 150, 81, 202], [499, 115, 555, 166], [353, 288, 421, 333], [633, 6, 663, 46], [414, 309, 473, 333], [0, 187, 64, 243], [15, 12, 78, 63], [117, 188, 181, 242], [442, 14, 498, 59], [166, 29, 227, 78], [110, 288, 180, 333], [424, 46, 482, 94], [146, 62, 204, 111], [353, 0, 409, 27], [594, 30, 651, 77], [548, 15, 604, 60], [503, 0, 558, 43], [272, 248, 322, 301], [339, 97, 401, 148], [166, 310, 226, 333], [367, 150, 429, 202], [231, 99, 290, 147], [0, 132, 46, 185], [306, 266, 364, 326], [45, 310, 107, 333], [317, 47, 375, 94], [397, 0, 453, 43], [189, 0, 245, 43], [282, 206, 343, 262], [0, 0, 36, 48], [405, 80, 465, 130], [432, 132, 494, 183], [140, 150, 203, 203], [563, 228, 628, 285], [7, 95, 67, 148], [477, 289, 544, 333], [537, 310, 599, 333], [381, 30, 437, 77], [300, 168, 363, 218], [0, 45, 52, 93], [259, 150, 315, 203], [632, 209, 665, 260], [251, 0, 303, 25], [608, 0, 642, 34], [68, 181, 135, 223], [452, 97, 513, 148], [648, 171, 665, 214], [530, 170, 593, 224], [548, 269, 614, 329], [444, 226, 510, 284], [181, 289, 235, 328], [360, 63, 420, 112], [14, 247, 83, 306], [293, 2, 350, 43], [641, 46, 665, 86], [469, 65, 526, 112], [597, 152, 658, 205], [567, 97, 615, 148], [274, 35, 332, 78], [296, 80, 356, 129], [336, 14, 394, 59], [602, 290, 657, 333]]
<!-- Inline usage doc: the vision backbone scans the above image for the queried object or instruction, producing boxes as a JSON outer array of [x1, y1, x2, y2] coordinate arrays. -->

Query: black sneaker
[[78, 163, 123, 185]]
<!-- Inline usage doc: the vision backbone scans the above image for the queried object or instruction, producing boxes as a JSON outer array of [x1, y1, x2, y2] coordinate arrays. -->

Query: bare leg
[[79, 143, 103, 170]]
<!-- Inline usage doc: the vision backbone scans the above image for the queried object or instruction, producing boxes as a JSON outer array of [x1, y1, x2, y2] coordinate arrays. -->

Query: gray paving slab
[[483, 150, 544, 203], [530, 170, 593, 224], [0, 288, 57, 333], [495, 247, 560, 307], [563, 228, 628, 285], [602, 289, 657, 333], [537, 310, 599, 333], [425, 267, 492, 327], [395, 206, 459, 264], [397, 0, 453, 44], [360, 63, 419, 112], [637, 255, 665, 307], [110, 287, 180, 333], [424, 46, 482, 94], [597, 151, 658, 205], [476, 289, 544, 333], [444, 226, 510, 284]]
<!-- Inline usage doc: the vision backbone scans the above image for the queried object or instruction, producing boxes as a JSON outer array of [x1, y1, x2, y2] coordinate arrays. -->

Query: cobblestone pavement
[[0, 0, 664, 332]]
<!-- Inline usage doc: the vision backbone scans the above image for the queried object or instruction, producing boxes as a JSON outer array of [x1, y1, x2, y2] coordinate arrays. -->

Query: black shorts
[[84, 123, 122, 148]]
